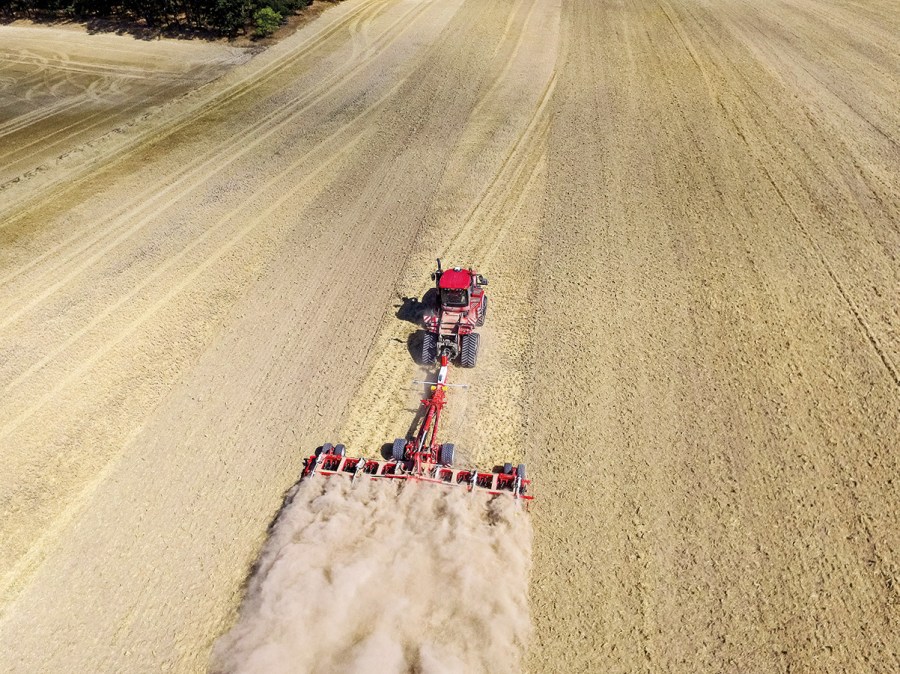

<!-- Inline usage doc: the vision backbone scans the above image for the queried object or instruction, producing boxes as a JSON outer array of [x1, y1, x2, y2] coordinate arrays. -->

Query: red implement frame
[[302, 355, 532, 503]]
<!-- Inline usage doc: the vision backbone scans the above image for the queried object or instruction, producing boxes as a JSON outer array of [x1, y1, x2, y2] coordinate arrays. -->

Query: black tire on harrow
[[320, 443, 334, 456], [476, 296, 487, 327], [421, 331, 438, 365], [517, 463, 526, 480], [334, 444, 346, 457], [460, 332, 480, 368], [392, 437, 407, 461], [503, 462, 513, 475], [439, 443, 455, 466]]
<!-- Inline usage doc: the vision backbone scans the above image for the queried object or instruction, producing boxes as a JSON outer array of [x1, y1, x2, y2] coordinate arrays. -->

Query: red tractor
[[422, 260, 488, 367]]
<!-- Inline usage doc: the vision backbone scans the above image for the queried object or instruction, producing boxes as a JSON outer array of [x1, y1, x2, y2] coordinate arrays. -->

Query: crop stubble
[[528, 0, 899, 671]]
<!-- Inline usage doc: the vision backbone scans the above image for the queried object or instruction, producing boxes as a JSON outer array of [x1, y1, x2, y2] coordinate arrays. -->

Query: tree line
[[0, 0, 315, 36]]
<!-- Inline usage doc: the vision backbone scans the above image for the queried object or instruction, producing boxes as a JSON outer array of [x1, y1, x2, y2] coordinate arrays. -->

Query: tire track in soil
[[212, 1, 554, 672], [0, 127, 364, 605], [335, 0, 558, 470], [526, 0, 899, 671], [0, 0, 469, 579], [0, 1, 400, 290], [0, 0, 469, 618], [0, 118, 368, 440], [0, 0, 386, 207], [0, 0, 435, 325]]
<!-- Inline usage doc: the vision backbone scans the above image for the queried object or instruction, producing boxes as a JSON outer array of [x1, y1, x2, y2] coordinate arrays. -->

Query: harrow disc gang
[[303, 446, 532, 502]]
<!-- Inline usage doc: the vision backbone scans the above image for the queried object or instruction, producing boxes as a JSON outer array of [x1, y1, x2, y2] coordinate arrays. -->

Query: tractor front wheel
[[476, 296, 488, 327], [460, 332, 480, 368]]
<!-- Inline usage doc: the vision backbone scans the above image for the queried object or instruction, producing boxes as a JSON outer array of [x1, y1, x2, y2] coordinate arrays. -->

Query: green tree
[[210, 0, 251, 34], [253, 6, 281, 37]]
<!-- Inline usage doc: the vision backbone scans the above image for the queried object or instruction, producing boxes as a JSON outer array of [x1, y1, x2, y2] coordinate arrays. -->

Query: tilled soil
[[0, 0, 897, 672]]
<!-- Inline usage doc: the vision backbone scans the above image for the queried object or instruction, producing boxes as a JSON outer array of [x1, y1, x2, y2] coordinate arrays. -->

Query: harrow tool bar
[[304, 453, 532, 501], [302, 354, 531, 503]]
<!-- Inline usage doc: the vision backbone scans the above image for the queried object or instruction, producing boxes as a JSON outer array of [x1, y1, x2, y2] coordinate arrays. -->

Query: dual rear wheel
[[421, 331, 437, 365], [421, 331, 480, 368], [502, 462, 526, 479], [439, 443, 455, 466], [460, 332, 480, 368], [392, 439, 454, 466], [319, 443, 345, 457], [391, 437, 407, 461]]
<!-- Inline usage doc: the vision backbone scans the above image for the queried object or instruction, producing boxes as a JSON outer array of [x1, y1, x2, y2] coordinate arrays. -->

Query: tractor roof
[[438, 268, 471, 290]]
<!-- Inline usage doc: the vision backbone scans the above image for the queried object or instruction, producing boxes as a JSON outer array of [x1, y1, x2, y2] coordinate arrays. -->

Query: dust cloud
[[211, 477, 532, 674]]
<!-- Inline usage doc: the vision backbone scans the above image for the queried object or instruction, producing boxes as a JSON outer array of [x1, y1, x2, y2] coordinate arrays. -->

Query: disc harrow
[[303, 353, 532, 503]]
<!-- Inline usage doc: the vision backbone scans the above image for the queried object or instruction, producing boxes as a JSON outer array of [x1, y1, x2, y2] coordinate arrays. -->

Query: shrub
[[253, 6, 281, 36]]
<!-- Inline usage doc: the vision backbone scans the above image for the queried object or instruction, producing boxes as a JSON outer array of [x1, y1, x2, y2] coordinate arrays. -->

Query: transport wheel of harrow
[[391, 437, 407, 461], [320, 443, 334, 456], [476, 296, 487, 327], [503, 462, 513, 475], [517, 463, 526, 480], [439, 443, 455, 466], [334, 444, 346, 457], [460, 332, 480, 368], [421, 331, 437, 365]]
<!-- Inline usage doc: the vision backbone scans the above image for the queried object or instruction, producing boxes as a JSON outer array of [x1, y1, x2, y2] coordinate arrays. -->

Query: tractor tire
[[320, 443, 334, 456], [439, 443, 455, 466], [421, 331, 438, 365], [460, 332, 480, 368], [391, 437, 407, 462], [476, 296, 488, 327], [334, 444, 346, 457], [517, 463, 526, 480], [503, 462, 513, 475]]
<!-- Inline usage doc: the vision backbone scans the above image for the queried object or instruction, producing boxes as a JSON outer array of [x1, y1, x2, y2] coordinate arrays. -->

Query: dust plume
[[211, 477, 532, 674]]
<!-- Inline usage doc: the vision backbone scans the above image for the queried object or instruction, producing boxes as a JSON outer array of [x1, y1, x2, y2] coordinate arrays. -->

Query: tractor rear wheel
[[503, 462, 513, 475], [421, 331, 437, 365], [320, 443, 334, 456], [476, 296, 488, 327], [439, 443, 455, 466], [460, 332, 480, 368], [391, 437, 407, 462], [334, 444, 346, 457], [517, 463, 526, 480]]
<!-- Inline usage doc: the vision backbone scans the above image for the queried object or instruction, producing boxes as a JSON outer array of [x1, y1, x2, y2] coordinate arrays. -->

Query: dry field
[[0, 24, 248, 201], [0, 0, 898, 672]]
